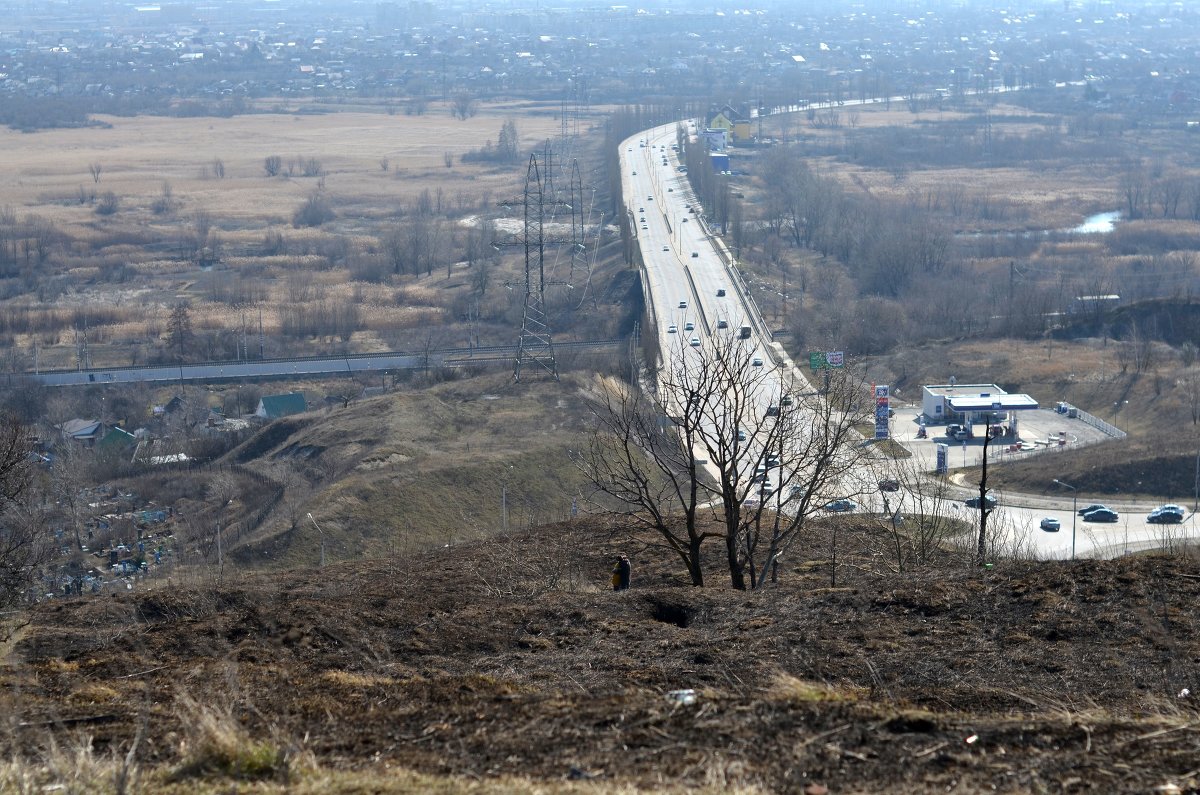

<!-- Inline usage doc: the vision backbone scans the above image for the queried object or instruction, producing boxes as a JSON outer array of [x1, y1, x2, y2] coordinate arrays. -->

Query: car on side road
[[878, 479, 900, 492], [1083, 507, 1119, 523], [684, 321, 694, 331], [716, 288, 726, 297], [689, 336, 701, 347], [662, 245, 669, 251], [964, 494, 997, 509], [716, 319, 728, 329], [667, 324, 677, 334], [1077, 503, 1109, 516], [824, 499, 857, 513], [1039, 517, 1061, 532], [1148, 508, 1184, 524], [736, 429, 747, 442], [751, 357, 763, 367], [691, 252, 699, 258], [678, 300, 687, 309]]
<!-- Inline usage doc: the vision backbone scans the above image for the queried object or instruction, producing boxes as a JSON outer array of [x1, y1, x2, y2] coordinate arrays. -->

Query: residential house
[[255, 392, 308, 419], [58, 419, 106, 446]]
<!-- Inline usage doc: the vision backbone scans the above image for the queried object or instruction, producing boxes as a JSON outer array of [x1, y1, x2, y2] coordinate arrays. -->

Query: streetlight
[[1052, 479, 1077, 560], [307, 512, 326, 568]]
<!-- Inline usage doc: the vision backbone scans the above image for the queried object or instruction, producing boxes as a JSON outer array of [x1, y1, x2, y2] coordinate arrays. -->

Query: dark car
[[878, 479, 900, 492], [824, 499, 857, 513], [1077, 503, 1109, 516], [964, 494, 997, 509], [1148, 508, 1184, 524], [1082, 507, 1119, 523]]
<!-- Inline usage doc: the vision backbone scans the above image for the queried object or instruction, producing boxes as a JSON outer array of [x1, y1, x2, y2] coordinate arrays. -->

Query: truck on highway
[[738, 325, 752, 339]]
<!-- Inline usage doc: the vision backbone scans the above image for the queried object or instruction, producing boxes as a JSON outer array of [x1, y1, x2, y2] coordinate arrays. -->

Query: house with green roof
[[255, 392, 307, 420]]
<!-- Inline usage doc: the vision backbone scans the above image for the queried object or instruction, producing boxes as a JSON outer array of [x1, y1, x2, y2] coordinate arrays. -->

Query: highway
[[619, 114, 1200, 561]]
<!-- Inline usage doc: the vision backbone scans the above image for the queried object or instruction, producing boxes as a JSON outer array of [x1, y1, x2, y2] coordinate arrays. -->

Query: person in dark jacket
[[612, 555, 631, 591]]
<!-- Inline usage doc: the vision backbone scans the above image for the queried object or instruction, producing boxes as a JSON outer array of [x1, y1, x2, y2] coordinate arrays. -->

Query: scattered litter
[[965, 734, 979, 744], [666, 689, 697, 705], [1178, 688, 1191, 699]]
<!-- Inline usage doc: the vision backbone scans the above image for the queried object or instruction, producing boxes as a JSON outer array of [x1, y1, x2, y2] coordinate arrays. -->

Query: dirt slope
[[3, 517, 1200, 793]]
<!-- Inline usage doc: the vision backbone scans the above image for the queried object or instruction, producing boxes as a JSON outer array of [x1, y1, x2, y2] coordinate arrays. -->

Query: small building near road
[[255, 392, 307, 420], [921, 383, 1039, 428]]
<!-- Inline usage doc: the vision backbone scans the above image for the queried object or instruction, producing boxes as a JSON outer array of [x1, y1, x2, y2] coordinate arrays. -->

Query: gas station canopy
[[946, 394, 1039, 412]]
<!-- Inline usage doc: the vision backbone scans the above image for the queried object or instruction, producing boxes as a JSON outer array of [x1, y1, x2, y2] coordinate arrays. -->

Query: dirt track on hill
[[3, 517, 1200, 792]]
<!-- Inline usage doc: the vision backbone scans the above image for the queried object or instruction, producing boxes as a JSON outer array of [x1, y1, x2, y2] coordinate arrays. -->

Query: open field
[[0, 103, 577, 233]]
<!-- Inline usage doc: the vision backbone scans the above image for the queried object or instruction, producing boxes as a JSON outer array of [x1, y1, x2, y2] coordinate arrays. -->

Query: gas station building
[[921, 383, 1039, 431]]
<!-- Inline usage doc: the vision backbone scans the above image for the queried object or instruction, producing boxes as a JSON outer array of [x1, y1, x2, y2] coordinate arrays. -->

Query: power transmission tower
[[496, 154, 583, 381]]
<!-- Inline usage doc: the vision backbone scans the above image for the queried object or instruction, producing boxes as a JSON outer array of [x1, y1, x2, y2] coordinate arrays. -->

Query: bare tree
[[685, 338, 873, 590], [0, 412, 43, 608], [264, 155, 282, 177], [580, 373, 712, 586], [582, 331, 872, 590], [88, 162, 102, 183], [450, 91, 478, 121], [167, 301, 193, 362]]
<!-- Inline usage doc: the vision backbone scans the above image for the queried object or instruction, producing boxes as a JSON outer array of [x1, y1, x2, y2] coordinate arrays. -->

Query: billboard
[[936, 443, 948, 475], [808, 351, 845, 371]]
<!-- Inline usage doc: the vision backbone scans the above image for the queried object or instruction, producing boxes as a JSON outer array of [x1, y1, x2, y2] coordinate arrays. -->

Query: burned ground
[[3, 516, 1199, 793]]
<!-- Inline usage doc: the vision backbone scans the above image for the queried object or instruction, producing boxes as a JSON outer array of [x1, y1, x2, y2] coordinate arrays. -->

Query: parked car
[[716, 319, 728, 329], [678, 300, 687, 309], [964, 494, 997, 509], [824, 499, 857, 513], [736, 429, 747, 442], [662, 245, 669, 251], [689, 336, 701, 347], [684, 321, 694, 331], [691, 252, 699, 258], [878, 479, 900, 492], [716, 288, 726, 297], [1077, 503, 1109, 516], [1083, 507, 1119, 523], [667, 324, 677, 334], [1039, 517, 1061, 532], [1155, 504, 1186, 516], [751, 357, 763, 367], [1148, 508, 1184, 524]]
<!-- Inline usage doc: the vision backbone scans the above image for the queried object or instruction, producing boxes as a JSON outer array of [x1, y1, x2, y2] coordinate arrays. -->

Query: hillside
[[3, 516, 1199, 793], [210, 372, 605, 568]]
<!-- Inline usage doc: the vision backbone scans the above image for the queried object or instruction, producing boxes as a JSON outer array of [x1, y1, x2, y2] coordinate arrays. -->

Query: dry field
[[0, 100, 614, 370], [0, 102, 574, 234], [761, 99, 1157, 230]]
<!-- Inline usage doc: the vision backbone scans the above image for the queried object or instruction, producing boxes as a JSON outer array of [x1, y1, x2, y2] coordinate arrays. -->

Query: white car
[[689, 336, 701, 347], [1040, 517, 1061, 532], [667, 324, 677, 334]]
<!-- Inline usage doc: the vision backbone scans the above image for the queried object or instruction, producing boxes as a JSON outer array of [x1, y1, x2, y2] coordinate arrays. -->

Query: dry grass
[[0, 103, 575, 234]]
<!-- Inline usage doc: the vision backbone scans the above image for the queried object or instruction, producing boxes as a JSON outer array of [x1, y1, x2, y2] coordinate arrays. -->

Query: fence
[[1065, 405, 1127, 439]]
